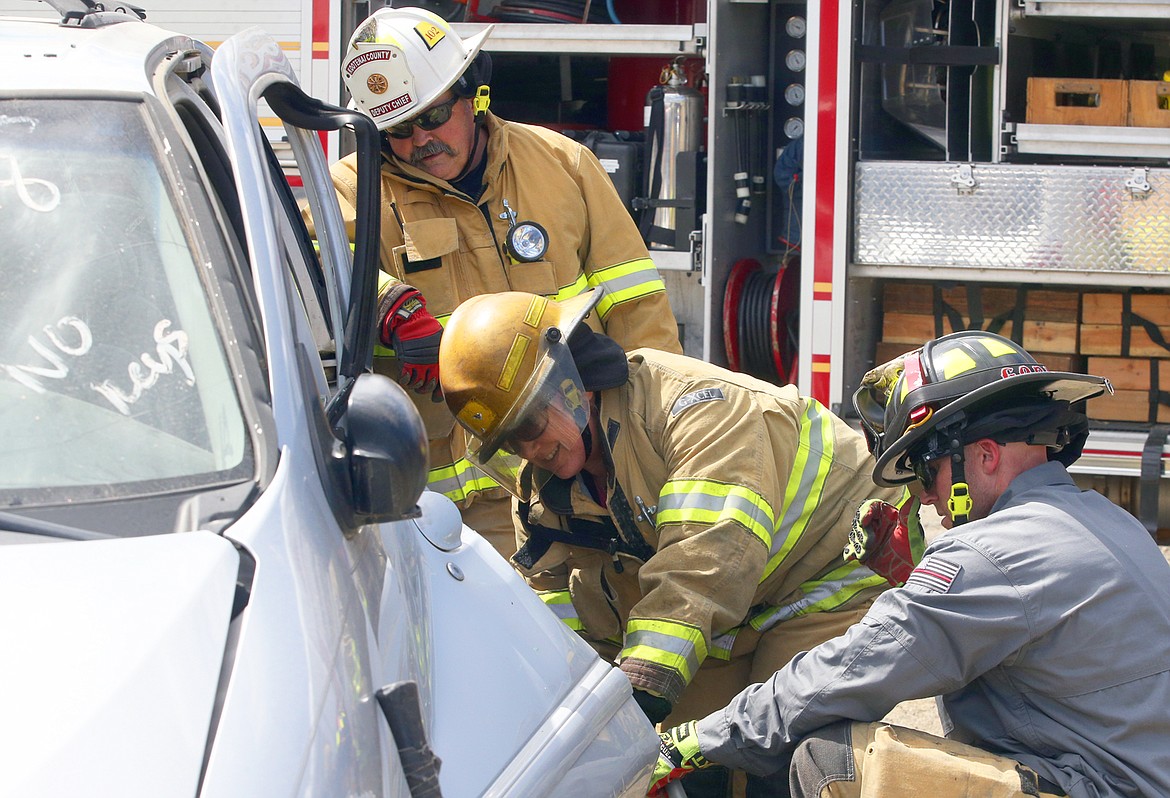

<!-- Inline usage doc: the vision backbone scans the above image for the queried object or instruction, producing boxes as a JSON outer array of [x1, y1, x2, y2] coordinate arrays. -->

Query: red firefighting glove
[[648, 721, 711, 797], [378, 283, 443, 401], [844, 497, 920, 586]]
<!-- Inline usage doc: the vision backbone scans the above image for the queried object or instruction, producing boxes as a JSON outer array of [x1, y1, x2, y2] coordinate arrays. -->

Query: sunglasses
[[911, 456, 941, 491], [501, 410, 550, 456], [386, 96, 460, 139]]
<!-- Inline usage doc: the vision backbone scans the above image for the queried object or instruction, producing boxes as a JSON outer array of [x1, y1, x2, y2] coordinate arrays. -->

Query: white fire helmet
[[342, 7, 493, 131]]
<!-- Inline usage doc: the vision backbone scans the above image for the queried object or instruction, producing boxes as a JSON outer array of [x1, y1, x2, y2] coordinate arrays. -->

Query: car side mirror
[[345, 373, 428, 523]]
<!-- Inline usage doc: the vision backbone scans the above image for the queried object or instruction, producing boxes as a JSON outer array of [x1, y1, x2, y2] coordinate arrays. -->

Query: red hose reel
[[723, 257, 800, 385]]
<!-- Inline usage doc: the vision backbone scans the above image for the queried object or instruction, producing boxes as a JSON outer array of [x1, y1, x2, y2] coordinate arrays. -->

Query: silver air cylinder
[[646, 62, 704, 249]]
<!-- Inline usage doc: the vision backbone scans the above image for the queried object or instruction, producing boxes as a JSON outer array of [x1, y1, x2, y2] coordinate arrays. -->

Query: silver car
[[0, 1, 658, 795]]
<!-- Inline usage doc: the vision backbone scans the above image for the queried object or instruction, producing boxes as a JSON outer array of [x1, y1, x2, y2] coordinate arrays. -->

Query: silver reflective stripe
[[427, 457, 499, 503], [710, 629, 737, 661], [751, 564, 885, 633], [537, 590, 583, 630], [764, 400, 834, 579], [657, 482, 774, 549], [622, 625, 703, 681]]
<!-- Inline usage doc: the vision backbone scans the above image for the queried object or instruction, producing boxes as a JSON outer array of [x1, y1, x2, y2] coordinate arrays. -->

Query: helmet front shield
[[464, 333, 587, 498]]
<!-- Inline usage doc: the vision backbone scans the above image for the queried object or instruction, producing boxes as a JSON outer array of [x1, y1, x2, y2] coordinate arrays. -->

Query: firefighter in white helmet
[[439, 289, 919, 798], [650, 331, 1170, 798], [329, 6, 681, 558]]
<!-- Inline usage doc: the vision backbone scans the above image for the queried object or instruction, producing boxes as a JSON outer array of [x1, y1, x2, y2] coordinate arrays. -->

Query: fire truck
[[449, 0, 1170, 536], [11, 0, 1166, 529], [0, 0, 356, 170]]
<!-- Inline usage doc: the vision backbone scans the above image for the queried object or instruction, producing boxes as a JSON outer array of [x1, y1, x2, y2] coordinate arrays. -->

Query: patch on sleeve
[[671, 387, 725, 417], [904, 555, 962, 594]]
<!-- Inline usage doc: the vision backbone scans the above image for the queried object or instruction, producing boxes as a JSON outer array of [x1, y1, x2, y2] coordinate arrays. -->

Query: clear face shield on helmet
[[466, 332, 588, 499], [853, 350, 910, 457]]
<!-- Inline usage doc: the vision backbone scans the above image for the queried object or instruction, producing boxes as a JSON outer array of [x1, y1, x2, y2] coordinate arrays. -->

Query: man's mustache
[[411, 140, 455, 167]]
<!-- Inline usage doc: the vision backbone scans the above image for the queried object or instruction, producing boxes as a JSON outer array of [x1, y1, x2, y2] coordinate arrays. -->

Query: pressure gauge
[[784, 83, 805, 106], [785, 15, 807, 39], [783, 117, 805, 139], [785, 49, 807, 73]]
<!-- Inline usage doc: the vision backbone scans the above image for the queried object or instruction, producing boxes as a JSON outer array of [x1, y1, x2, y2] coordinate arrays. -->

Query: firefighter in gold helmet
[[440, 290, 919, 798], [317, 6, 682, 558]]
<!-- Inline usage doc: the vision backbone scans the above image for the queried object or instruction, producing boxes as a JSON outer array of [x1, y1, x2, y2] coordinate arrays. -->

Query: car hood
[[0, 530, 239, 798]]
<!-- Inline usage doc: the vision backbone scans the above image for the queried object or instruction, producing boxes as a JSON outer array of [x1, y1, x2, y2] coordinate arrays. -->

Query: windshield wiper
[[0, 510, 113, 541]]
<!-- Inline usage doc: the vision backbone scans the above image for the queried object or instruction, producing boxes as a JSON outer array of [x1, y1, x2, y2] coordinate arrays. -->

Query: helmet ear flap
[[455, 51, 492, 99], [473, 50, 492, 87]]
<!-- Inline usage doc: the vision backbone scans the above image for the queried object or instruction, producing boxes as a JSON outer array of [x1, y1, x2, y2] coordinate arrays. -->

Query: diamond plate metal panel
[[853, 162, 1170, 274]]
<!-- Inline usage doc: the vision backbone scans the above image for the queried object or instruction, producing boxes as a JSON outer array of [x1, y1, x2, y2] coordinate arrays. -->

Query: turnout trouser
[[789, 721, 1066, 798]]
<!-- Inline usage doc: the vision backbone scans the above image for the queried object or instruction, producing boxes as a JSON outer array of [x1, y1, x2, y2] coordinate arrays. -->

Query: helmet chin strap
[[451, 69, 491, 183], [450, 121, 485, 183], [580, 394, 599, 457], [945, 437, 973, 525]]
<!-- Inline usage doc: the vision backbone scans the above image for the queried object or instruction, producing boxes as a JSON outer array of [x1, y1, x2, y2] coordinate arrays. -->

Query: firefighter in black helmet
[[855, 330, 1108, 525], [650, 331, 1170, 798]]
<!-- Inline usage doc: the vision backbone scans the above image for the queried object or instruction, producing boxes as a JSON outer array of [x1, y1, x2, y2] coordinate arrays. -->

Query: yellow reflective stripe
[[709, 629, 737, 662], [763, 400, 835, 580], [427, 457, 499, 503], [619, 618, 707, 684], [657, 479, 775, 550], [898, 487, 927, 564], [537, 590, 583, 632], [553, 272, 591, 302], [586, 258, 667, 320], [751, 561, 887, 633], [374, 271, 394, 357]]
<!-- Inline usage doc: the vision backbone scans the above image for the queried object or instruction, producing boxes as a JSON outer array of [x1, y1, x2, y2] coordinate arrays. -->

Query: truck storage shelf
[[1074, 428, 1170, 478], [452, 23, 703, 55], [650, 250, 696, 272], [842, 421, 1169, 479], [1014, 124, 1170, 159], [1021, 0, 1170, 18]]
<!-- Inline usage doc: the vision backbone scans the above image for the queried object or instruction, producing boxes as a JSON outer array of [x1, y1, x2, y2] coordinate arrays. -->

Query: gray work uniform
[[696, 461, 1170, 798]]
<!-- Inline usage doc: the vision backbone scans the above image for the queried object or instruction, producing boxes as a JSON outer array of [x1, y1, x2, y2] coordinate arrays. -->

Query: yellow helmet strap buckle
[[949, 482, 972, 525], [474, 84, 491, 116], [943, 443, 973, 525]]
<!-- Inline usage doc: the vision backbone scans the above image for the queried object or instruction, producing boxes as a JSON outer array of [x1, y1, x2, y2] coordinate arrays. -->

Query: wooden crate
[[1032, 352, 1085, 372], [1085, 356, 1170, 423], [1128, 80, 1170, 128], [880, 282, 1020, 344], [1080, 292, 1170, 357], [1022, 320, 1079, 354], [1026, 78, 1128, 127], [882, 282, 1019, 321], [879, 312, 937, 345], [880, 282, 1079, 353]]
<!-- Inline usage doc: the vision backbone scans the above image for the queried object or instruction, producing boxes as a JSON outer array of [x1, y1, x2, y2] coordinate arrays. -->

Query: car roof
[[0, 11, 197, 94]]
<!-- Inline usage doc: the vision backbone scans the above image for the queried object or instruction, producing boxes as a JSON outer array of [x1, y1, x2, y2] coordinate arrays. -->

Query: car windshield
[[0, 98, 252, 508]]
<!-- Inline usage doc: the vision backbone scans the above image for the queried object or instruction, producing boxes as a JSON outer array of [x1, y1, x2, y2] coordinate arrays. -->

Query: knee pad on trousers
[[789, 721, 853, 798]]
